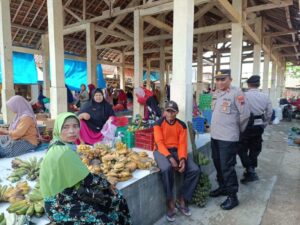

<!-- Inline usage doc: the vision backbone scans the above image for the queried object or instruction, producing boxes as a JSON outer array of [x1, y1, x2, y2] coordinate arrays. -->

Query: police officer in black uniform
[[238, 75, 272, 184]]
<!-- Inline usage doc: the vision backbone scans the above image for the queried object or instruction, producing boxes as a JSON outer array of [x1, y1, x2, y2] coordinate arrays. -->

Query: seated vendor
[[0, 95, 39, 158], [78, 88, 115, 144], [40, 112, 132, 225]]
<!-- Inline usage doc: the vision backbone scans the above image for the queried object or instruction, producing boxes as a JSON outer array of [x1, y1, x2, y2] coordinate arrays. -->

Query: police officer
[[238, 75, 272, 184], [209, 69, 250, 210]]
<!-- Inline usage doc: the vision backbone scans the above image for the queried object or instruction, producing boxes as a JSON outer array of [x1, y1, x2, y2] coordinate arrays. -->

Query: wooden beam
[[194, 2, 215, 21], [246, 0, 292, 13], [63, 23, 87, 35], [64, 7, 82, 22], [215, 0, 241, 23], [282, 53, 300, 57], [143, 15, 173, 33], [243, 24, 260, 44], [194, 22, 232, 34], [264, 19, 290, 32], [115, 24, 134, 38], [12, 46, 42, 55], [273, 42, 299, 49], [94, 25, 132, 41], [83, 0, 86, 20], [12, 23, 44, 34], [264, 30, 297, 37]]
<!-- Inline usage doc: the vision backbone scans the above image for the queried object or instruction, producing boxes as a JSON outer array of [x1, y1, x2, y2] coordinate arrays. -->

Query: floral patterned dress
[[44, 173, 132, 225]]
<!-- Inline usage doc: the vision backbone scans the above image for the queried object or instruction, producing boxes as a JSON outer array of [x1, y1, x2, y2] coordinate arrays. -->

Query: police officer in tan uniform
[[238, 75, 272, 184], [209, 69, 250, 210]]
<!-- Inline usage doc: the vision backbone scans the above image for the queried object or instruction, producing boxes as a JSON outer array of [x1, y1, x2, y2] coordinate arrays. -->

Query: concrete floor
[[154, 121, 300, 225]]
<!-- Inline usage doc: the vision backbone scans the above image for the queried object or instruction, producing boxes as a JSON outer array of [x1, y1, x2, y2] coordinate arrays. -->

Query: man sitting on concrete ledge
[[153, 100, 201, 222]]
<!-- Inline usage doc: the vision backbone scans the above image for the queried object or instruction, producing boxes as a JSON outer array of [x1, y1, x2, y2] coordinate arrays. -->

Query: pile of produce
[[77, 142, 156, 185], [0, 213, 6, 225], [7, 184, 44, 217], [191, 152, 211, 207], [8, 157, 42, 182], [0, 181, 30, 203]]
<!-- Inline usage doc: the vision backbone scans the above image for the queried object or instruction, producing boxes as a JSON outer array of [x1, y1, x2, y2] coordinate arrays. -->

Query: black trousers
[[211, 139, 239, 196], [238, 126, 264, 169]]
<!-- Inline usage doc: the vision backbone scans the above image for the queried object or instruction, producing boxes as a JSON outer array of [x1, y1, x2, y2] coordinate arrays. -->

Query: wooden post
[[133, 10, 144, 117], [42, 34, 50, 97], [146, 59, 151, 89], [119, 53, 125, 90], [270, 61, 277, 107], [196, 34, 204, 102], [47, 0, 67, 118], [0, 0, 15, 123], [86, 23, 97, 85], [253, 17, 262, 75], [159, 39, 165, 105]]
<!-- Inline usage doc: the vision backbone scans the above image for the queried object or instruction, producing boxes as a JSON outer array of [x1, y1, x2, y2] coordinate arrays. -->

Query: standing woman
[[78, 88, 115, 145], [0, 95, 39, 158], [40, 112, 132, 224], [78, 84, 89, 108]]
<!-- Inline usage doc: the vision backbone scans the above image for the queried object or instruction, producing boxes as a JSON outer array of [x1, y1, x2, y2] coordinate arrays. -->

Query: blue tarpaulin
[[0, 52, 38, 84], [62, 59, 106, 91], [143, 70, 160, 81]]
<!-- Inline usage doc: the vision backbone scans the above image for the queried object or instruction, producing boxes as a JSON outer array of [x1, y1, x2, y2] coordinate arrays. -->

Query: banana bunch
[[0, 184, 11, 202], [3, 187, 25, 203], [7, 187, 44, 217], [191, 173, 211, 208], [16, 181, 31, 195], [0, 213, 6, 225], [9, 157, 43, 182]]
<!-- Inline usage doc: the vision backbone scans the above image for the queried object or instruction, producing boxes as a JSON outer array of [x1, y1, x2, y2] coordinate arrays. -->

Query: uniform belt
[[253, 115, 264, 119]]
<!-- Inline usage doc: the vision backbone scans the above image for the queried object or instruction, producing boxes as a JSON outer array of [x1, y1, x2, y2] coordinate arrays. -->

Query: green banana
[[26, 204, 34, 216], [15, 204, 30, 215], [33, 202, 44, 213], [7, 200, 28, 213]]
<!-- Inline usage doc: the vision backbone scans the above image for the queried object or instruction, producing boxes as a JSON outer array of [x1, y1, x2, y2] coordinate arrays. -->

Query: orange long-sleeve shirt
[[153, 117, 188, 160]]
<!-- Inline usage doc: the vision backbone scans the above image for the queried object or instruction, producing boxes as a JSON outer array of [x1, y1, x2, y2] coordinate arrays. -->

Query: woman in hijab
[[78, 84, 89, 108], [88, 83, 96, 100], [0, 95, 39, 158], [78, 88, 115, 145], [40, 112, 132, 225]]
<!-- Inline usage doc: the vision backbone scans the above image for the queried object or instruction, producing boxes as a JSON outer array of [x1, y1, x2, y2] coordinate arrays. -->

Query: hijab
[[79, 88, 115, 132], [7, 95, 37, 131], [39, 112, 89, 198]]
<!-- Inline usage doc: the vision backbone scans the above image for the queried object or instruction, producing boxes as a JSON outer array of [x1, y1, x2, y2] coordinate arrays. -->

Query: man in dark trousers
[[153, 101, 201, 222], [209, 69, 250, 210], [238, 75, 272, 184]]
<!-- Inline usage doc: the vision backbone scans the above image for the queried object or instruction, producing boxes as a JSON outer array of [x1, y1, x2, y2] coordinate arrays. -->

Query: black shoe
[[240, 173, 259, 184], [209, 187, 226, 197], [220, 195, 239, 210]]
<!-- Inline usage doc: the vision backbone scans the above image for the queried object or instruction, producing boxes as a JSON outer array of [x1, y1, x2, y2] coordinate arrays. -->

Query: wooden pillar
[[253, 17, 262, 75], [133, 10, 144, 117], [211, 61, 215, 90], [86, 23, 97, 85], [0, 0, 15, 123], [42, 34, 50, 97], [119, 53, 125, 90], [47, 0, 67, 118], [159, 40, 165, 105], [171, 0, 194, 122], [230, 0, 243, 87], [196, 34, 203, 102], [146, 59, 151, 89], [216, 52, 221, 72], [166, 63, 170, 85], [263, 53, 270, 93]]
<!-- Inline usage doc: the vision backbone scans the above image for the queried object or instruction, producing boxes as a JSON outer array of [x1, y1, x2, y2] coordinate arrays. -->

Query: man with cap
[[238, 75, 272, 184], [210, 69, 250, 210], [153, 100, 201, 222]]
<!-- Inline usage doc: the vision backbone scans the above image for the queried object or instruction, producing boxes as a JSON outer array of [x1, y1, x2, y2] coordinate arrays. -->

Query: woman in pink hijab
[[0, 95, 39, 158]]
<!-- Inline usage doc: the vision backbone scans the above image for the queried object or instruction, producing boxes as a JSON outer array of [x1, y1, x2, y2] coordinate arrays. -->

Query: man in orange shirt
[[153, 101, 201, 222]]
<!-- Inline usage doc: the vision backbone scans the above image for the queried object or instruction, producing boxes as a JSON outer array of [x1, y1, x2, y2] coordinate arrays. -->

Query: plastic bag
[[101, 117, 117, 140]]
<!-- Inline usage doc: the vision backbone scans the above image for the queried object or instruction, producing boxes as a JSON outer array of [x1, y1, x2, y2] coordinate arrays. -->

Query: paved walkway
[[154, 121, 300, 225]]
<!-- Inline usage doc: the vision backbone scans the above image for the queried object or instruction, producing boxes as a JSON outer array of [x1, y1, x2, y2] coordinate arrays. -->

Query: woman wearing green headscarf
[[40, 112, 132, 225]]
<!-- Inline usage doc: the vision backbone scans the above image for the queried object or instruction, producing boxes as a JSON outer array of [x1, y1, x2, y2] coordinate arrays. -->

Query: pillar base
[[1, 89, 15, 124], [50, 86, 67, 119]]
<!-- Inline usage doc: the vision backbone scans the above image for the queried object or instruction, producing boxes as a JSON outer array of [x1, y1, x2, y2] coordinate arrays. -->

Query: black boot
[[240, 167, 259, 184], [209, 187, 226, 197], [220, 195, 239, 210]]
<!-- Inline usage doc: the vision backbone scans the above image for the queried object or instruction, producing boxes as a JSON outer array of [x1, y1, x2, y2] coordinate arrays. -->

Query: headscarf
[[79, 88, 115, 132], [39, 112, 89, 198], [88, 84, 96, 100], [7, 95, 37, 131]]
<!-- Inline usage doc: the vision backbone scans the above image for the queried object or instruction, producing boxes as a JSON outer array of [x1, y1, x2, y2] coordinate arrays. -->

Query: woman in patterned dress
[[39, 112, 132, 225]]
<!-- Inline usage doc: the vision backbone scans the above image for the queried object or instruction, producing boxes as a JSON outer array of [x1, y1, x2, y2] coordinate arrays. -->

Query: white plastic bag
[[100, 117, 117, 140]]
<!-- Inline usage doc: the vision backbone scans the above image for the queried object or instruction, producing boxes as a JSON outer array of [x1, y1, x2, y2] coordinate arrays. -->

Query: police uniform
[[210, 69, 250, 210], [238, 75, 272, 183]]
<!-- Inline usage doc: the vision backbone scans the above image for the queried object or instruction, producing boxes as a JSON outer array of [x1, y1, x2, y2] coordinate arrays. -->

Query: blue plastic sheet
[[143, 70, 160, 81], [0, 52, 38, 84]]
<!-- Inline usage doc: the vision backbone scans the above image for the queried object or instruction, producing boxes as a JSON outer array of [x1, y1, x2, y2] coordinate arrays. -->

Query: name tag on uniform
[[253, 118, 263, 125], [221, 99, 231, 114]]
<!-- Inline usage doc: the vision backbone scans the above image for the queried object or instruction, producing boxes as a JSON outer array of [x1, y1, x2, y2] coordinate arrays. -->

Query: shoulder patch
[[177, 119, 187, 129]]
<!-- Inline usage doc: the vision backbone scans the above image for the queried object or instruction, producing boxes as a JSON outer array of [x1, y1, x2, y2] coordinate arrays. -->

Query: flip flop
[[165, 208, 177, 222], [175, 202, 192, 216]]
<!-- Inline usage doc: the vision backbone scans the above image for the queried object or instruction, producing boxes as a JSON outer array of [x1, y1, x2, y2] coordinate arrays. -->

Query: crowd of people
[[0, 69, 274, 224]]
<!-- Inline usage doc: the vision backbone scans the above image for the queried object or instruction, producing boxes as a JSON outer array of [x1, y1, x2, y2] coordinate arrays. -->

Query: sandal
[[175, 202, 192, 216], [165, 208, 177, 222]]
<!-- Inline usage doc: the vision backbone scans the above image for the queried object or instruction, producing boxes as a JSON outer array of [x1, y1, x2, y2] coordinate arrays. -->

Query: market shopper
[[0, 95, 39, 158], [153, 101, 201, 222], [238, 75, 272, 184], [78, 88, 115, 145], [40, 112, 132, 225], [210, 69, 250, 210], [78, 84, 89, 108]]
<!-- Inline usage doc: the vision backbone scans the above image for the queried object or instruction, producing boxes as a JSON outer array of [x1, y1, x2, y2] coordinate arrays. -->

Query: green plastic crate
[[115, 126, 128, 137], [122, 131, 135, 148]]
